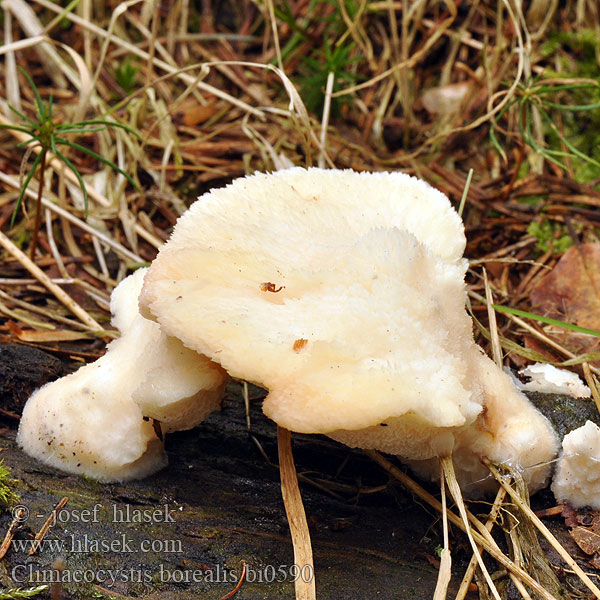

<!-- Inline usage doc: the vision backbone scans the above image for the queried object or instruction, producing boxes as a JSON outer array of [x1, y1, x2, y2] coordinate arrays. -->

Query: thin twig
[[29, 149, 46, 259], [219, 562, 247, 600], [29, 497, 69, 556], [0, 507, 26, 559]]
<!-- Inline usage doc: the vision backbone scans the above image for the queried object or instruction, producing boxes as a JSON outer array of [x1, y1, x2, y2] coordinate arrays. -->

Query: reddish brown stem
[[29, 149, 47, 260]]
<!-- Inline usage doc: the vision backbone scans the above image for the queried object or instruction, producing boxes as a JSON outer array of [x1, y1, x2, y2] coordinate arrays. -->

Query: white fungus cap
[[17, 269, 226, 481], [140, 167, 558, 491], [518, 363, 591, 398], [552, 420, 600, 509]]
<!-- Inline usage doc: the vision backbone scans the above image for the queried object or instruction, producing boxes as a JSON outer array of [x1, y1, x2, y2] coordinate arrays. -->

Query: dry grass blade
[[33, 0, 266, 119], [483, 268, 503, 368], [0, 34, 46, 56], [0, 229, 102, 331], [484, 458, 600, 599], [318, 72, 335, 169], [264, 0, 283, 71], [440, 456, 501, 600], [277, 426, 316, 600], [469, 290, 600, 377], [3, 8, 21, 111], [433, 463, 452, 600], [364, 450, 558, 600], [0, 172, 143, 262], [4, 0, 67, 87], [331, 0, 458, 98], [582, 362, 600, 417], [455, 487, 507, 600]]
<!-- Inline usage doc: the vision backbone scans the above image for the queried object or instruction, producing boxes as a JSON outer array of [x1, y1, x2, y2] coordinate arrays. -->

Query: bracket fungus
[[17, 268, 226, 481], [140, 167, 559, 494]]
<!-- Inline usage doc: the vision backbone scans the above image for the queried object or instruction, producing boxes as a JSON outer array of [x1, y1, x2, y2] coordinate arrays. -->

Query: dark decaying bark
[[0, 343, 597, 599]]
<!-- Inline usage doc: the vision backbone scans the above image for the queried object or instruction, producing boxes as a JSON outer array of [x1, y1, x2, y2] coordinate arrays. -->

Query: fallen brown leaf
[[571, 523, 600, 556], [565, 509, 600, 569], [529, 243, 600, 364], [173, 98, 220, 126]]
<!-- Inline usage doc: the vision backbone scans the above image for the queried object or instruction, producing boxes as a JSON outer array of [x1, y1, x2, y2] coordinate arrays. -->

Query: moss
[[526, 391, 599, 439], [0, 461, 20, 508], [527, 219, 574, 255]]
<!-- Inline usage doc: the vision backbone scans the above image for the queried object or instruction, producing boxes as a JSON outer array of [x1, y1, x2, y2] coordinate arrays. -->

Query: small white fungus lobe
[[17, 268, 226, 481], [518, 362, 591, 398], [552, 420, 600, 510]]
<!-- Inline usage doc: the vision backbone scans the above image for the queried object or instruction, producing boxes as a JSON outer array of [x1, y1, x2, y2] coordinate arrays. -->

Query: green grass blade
[[18, 67, 46, 121], [560, 353, 600, 366], [7, 104, 37, 126], [489, 123, 507, 161], [533, 83, 599, 94], [492, 304, 600, 338], [54, 149, 89, 217], [542, 99, 600, 112], [470, 312, 552, 363], [49, 133, 58, 155], [56, 126, 105, 134], [43, 0, 82, 34], [16, 136, 41, 149], [0, 124, 37, 135], [66, 120, 142, 139], [10, 151, 44, 227], [474, 311, 600, 365], [532, 147, 580, 158], [56, 139, 139, 190], [519, 102, 568, 170], [539, 107, 600, 170]]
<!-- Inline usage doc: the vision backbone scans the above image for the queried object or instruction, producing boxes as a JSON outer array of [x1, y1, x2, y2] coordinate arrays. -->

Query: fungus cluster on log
[[17, 168, 584, 505]]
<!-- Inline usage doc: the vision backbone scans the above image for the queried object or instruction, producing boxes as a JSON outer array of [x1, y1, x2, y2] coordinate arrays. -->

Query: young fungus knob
[[17, 268, 226, 481]]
